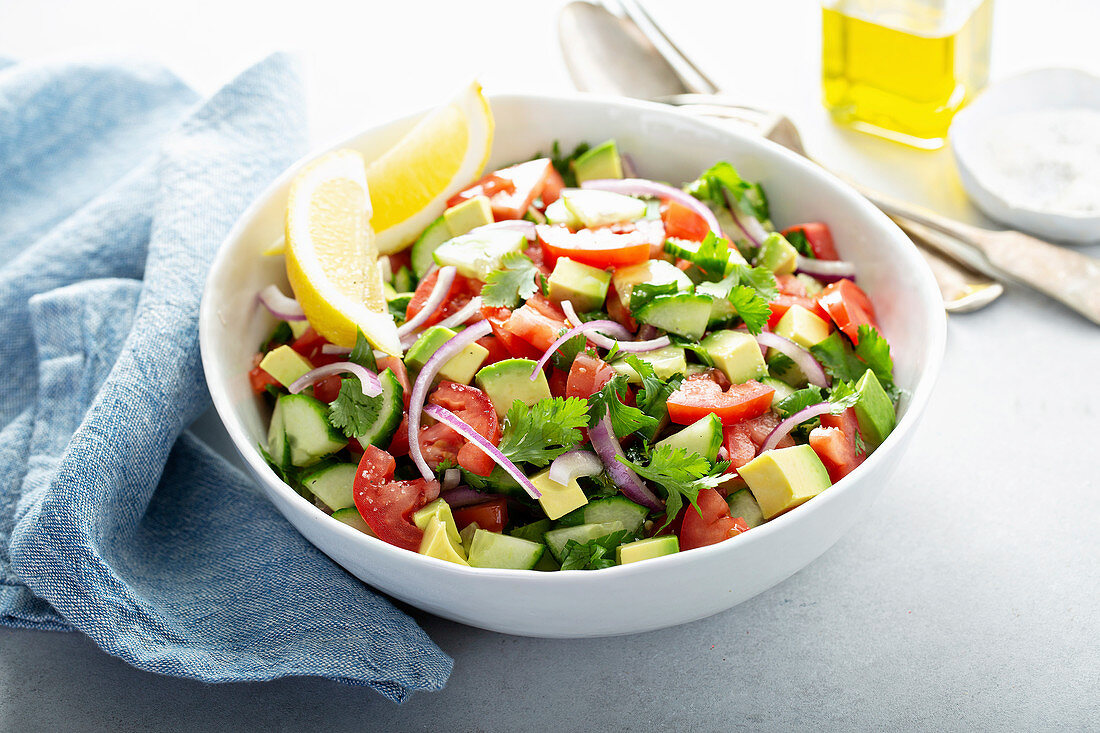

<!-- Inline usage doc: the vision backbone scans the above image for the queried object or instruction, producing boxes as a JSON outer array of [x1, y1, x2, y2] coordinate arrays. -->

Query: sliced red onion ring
[[442, 468, 461, 491], [258, 284, 307, 321], [424, 404, 541, 499], [637, 324, 659, 340], [795, 254, 857, 281], [754, 332, 830, 388], [530, 320, 657, 379], [549, 450, 604, 486], [722, 188, 768, 247], [436, 296, 483, 331], [717, 447, 729, 462], [288, 361, 382, 398], [590, 414, 663, 510], [396, 265, 456, 340], [558, 301, 667, 352], [408, 320, 493, 480], [321, 344, 352, 356], [469, 220, 536, 240], [759, 402, 838, 453], [440, 487, 497, 509], [581, 178, 720, 236], [620, 153, 638, 179]]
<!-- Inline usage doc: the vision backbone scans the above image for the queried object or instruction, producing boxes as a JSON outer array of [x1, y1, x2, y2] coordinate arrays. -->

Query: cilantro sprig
[[623, 355, 683, 442], [347, 328, 378, 371], [560, 529, 636, 570], [810, 325, 898, 400], [617, 446, 730, 530], [686, 161, 771, 224], [480, 252, 542, 308], [328, 371, 402, 439], [498, 396, 589, 467], [587, 375, 660, 439]]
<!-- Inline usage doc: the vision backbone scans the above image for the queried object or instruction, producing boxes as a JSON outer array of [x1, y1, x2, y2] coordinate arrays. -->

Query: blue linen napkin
[[0, 55, 452, 701]]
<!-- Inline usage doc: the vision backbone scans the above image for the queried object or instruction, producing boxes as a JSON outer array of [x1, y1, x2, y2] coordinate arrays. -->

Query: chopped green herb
[[616, 445, 730, 531], [498, 397, 590, 467], [560, 529, 636, 570], [480, 252, 542, 308], [588, 375, 660, 439], [348, 328, 378, 371]]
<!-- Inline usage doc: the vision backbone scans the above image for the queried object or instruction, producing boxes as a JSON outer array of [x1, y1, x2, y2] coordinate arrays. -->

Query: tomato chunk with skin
[[418, 382, 501, 477], [679, 488, 750, 551], [482, 304, 543, 361], [537, 223, 651, 269], [811, 407, 866, 482], [353, 445, 440, 551], [376, 355, 411, 407], [452, 497, 509, 533], [406, 269, 480, 328], [818, 279, 877, 345], [539, 167, 565, 207], [566, 352, 616, 399], [501, 301, 570, 352], [767, 293, 830, 329], [667, 377, 775, 426], [447, 159, 555, 221], [662, 199, 710, 242], [783, 222, 839, 261], [604, 282, 637, 333], [248, 354, 281, 394], [312, 375, 342, 403]]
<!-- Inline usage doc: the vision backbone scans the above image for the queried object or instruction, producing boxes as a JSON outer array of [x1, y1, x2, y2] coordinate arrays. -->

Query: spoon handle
[[857, 186, 1100, 326]]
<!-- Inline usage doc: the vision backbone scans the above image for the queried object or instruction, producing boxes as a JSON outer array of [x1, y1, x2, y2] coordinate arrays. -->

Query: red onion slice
[[440, 487, 497, 508], [722, 188, 768, 247], [530, 319, 661, 379], [581, 178, 720, 236], [754, 332, 830, 388], [795, 254, 856, 282], [396, 265, 456, 340], [424, 404, 541, 499], [321, 344, 352, 356], [590, 413, 663, 510], [549, 450, 604, 486], [558, 301, 668, 352], [442, 468, 462, 491], [619, 153, 638, 179], [258, 285, 307, 321], [408, 320, 493, 480], [288, 361, 382, 398], [759, 402, 838, 453]]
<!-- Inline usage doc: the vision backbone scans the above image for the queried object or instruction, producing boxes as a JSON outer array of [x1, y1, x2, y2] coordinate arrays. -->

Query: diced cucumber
[[509, 519, 552, 543], [556, 497, 649, 534], [410, 215, 451, 277], [726, 488, 764, 528], [544, 199, 579, 227], [433, 229, 527, 281], [635, 292, 713, 340], [561, 189, 646, 229], [266, 397, 290, 470], [332, 507, 374, 535], [760, 376, 796, 408], [277, 393, 346, 467], [354, 368, 405, 449], [543, 521, 626, 563], [393, 266, 417, 293], [301, 462, 357, 510], [656, 413, 723, 462], [467, 529, 546, 570], [609, 346, 687, 383]]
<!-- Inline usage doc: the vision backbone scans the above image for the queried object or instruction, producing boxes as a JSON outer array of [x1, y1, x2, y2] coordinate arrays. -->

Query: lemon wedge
[[285, 149, 401, 354], [368, 80, 494, 254]]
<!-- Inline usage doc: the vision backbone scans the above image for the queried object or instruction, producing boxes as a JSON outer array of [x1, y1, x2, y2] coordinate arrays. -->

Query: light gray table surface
[[1, 1, 1098, 731]]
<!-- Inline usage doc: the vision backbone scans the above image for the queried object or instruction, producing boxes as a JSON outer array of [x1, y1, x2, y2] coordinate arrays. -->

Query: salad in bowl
[[249, 97, 899, 573]]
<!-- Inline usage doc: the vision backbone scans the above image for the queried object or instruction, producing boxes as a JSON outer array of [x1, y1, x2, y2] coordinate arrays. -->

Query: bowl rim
[[200, 90, 946, 584]]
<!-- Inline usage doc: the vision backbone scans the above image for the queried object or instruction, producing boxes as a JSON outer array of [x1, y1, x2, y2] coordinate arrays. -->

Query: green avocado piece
[[757, 232, 798, 275], [656, 413, 723, 462], [432, 229, 527, 281], [701, 329, 767, 384], [616, 535, 679, 565], [418, 517, 469, 565], [443, 194, 494, 237], [474, 358, 552, 417], [571, 140, 623, 183], [259, 344, 313, 387], [774, 304, 832, 349], [853, 369, 896, 448], [467, 529, 546, 570], [530, 468, 589, 521], [412, 498, 463, 548], [726, 488, 764, 528], [331, 507, 375, 535], [609, 345, 687, 383], [404, 326, 489, 385], [548, 257, 611, 312], [611, 259, 692, 309], [737, 444, 832, 520]]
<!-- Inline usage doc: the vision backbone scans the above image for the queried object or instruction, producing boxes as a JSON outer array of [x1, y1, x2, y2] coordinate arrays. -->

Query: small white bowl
[[200, 94, 945, 638], [950, 68, 1100, 244]]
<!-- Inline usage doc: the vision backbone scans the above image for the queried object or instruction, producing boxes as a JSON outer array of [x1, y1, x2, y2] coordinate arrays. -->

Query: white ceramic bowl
[[950, 68, 1100, 245], [200, 94, 945, 638]]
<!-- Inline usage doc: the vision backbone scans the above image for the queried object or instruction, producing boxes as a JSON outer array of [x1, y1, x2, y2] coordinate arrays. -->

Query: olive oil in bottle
[[822, 0, 993, 148]]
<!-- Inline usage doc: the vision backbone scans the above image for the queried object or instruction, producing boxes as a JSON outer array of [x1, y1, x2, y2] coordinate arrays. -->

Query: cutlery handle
[[857, 185, 1100, 326]]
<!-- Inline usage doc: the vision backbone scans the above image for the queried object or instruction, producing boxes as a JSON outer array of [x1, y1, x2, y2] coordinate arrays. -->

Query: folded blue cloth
[[0, 55, 452, 701]]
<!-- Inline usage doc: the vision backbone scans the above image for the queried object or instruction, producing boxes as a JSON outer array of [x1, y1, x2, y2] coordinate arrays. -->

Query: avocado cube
[[548, 257, 612, 312], [405, 326, 489, 385], [418, 517, 469, 565], [701, 330, 767, 384], [288, 319, 311, 338], [444, 194, 494, 237], [475, 358, 553, 417], [530, 468, 589, 521], [459, 522, 480, 556], [726, 488, 765, 528], [737, 445, 832, 520], [616, 535, 680, 565], [433, 229, 527, 280], [853, 369, 896, 448], [610, 346, 687, 384], [412, 498, 462, 548], [571, 140, 623, 183], [259, 344, 314, 387], [757, 232, 798, 275], [611, 259, 692, 309], [774, 304, 832, 349], [656, 413, 723, 462]]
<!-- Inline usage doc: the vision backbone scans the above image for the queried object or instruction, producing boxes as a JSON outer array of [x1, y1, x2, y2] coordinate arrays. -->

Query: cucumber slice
[[509, 519, 552, 543], [557, 497, 649, 533], [726, 488, 764, 528], [354, 368, 405, 449], [266, 397, 290, 470], [760, 376, 796, 408], [410, 215, 451, 277], [432, 229, 527, 280], [635, 292, 713, 340], [561, 189, 646, 228], [467, 530, 546, 570], [656, 413, 723, 462], [301, 462, 358, 510], [332, 507, 374, 535], [278, 393, 346, 467], [543, 521, 626, 563]]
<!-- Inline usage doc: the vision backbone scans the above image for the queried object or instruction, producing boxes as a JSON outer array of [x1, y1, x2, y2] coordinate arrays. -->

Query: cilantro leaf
[[498, 397, 589, 467], [328, 375, 395, 439], [728, 285, 772, 335], [624, 355, 683, 442], [669, 335, 715, 367], [727, 263, 779, 301], [785, 228, 814, 258], [854, 324, 897, 397], [810, 332, 866, 383], [677, 231, 733, 281], [551, 332, 586, 370], [774, 387, 824, 418], [616, 445, 729, 530], [827, 380, 861, 410], [348, 328, 378, 371], [480, 253, 541, 308], [388, 294, 412, 324], [686, 161, 771, 223], [811, 327, 899, 401], [261, 321, 293, 352], [560, 529, 635, 571], [545, 140, 590, 188], [587, 375, 660, 439], [629, 281, 679, 316]]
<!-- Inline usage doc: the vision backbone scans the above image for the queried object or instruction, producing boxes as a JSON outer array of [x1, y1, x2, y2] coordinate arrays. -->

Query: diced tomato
[[810, 407, 866, 482], [566, 352, 616, 399], [775, 273, 807, 297], [405, 269, 479, 329], [482, 304, 543, 361], [248, 354, 281, 394], [376, 355, 411, 407], [548, 367, 569, 398], [767, 293, 830, 329], [352, 445, 440, 551], [679, 488, 749, 551], [389, 416, 410, 456], [537, 223, 651, 269], [722, 423, 758, 471], [783, 222, 839, 261], [289, 327, 342, 367], [604, 283, 637, 332], [540, 167, 565, 206], [452, 497, 509, 534], [312, 375, 342, 403], [387, 249, 413, 276], [661, 199, 710, 242], [817, 279, 877, 345], [607, 218, 667, 259], [447, 159, 556, 221], [524, 240, 550, 274], [501, 301, 569, 352], [477, 335, 513, 366], [346, 438, 365, 457], [668, 377, 775, 426], [744, 412, 797, 450], [418, 382, 501, 477]]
